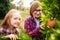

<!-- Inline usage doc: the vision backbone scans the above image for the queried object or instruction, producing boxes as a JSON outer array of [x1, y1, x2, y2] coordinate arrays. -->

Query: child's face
[[10, 12, 21, 28], [32, 7, 42, 19]]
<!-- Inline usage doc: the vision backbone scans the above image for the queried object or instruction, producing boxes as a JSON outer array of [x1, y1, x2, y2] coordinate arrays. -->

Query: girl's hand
[[2, 34, 18, 40]]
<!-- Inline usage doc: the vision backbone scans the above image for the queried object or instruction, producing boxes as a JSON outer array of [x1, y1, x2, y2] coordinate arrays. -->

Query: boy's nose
[[37, 12, 40, 14]]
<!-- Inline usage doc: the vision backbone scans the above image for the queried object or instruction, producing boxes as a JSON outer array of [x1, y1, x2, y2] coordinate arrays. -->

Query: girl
[[0, 9, 22, 40]]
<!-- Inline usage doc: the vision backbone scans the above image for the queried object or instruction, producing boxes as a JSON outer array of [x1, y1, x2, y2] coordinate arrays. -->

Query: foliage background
[[0, 0, 60, 40]]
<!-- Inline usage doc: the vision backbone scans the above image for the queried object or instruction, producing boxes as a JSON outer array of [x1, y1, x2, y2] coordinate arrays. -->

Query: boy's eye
[[35, 10, 41, 11]]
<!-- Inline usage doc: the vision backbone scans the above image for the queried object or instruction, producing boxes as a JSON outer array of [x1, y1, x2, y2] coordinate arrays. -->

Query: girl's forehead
[[12, 12, 20, 17]]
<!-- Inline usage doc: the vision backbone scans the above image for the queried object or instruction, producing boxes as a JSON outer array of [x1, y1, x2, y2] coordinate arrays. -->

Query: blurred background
[[0, 0, 60, 40]]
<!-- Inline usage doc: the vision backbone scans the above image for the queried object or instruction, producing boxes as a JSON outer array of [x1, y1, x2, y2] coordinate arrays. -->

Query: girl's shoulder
[[0, 26, 4, 33], [0, 26, 4, 30]]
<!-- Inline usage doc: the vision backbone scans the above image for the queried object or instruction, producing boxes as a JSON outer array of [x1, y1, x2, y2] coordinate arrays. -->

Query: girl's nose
[[17, 20, 20, 23]]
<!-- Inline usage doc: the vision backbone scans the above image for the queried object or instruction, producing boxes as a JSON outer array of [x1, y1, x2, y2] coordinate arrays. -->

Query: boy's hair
[[30, 1, 40, 17]]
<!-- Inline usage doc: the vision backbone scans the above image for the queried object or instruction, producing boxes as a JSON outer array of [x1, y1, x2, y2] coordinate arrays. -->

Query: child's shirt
[[0, 27, 19, 34]]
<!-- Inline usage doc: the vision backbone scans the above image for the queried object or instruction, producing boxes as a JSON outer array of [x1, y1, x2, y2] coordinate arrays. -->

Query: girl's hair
[[30, 1, 40, 17], [0, 9, 22, 28]]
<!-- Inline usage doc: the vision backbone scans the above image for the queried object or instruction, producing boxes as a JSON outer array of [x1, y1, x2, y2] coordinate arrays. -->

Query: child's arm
[[2, 34, 18, 40]]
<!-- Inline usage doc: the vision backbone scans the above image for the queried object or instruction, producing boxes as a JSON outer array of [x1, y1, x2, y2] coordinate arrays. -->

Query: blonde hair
[[30, 1, 41, 17], [0, 9, 22, 28]]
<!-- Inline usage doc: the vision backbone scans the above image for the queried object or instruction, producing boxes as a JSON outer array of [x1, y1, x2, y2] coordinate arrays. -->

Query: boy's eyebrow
[[35, 9, 42, 11]]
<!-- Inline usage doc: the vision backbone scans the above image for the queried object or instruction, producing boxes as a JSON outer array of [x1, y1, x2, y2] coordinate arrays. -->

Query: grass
[[19, 9, 30, 29], [20, 10, 30, 20], [0, 19, 2, 24]]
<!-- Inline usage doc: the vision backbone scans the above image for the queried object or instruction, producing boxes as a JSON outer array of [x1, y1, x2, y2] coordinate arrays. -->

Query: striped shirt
[[24, 17, 42, 37], [0, 27, 19, 34]]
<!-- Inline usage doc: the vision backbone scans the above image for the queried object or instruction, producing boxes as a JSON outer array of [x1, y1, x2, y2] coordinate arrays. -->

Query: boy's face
[[10, 12, 21, 28], [32, 7, 42, 19]]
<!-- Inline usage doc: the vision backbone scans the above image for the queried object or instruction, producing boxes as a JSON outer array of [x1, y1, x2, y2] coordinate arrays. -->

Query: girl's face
[[32, 7, 42, 19], [10, 12, 21, 28]]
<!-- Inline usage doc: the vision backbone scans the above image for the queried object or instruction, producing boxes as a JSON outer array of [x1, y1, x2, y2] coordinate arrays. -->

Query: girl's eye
[[14, 18, 17, 20], [19, 18, 20, 20], [14, 17, 21, 21]]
